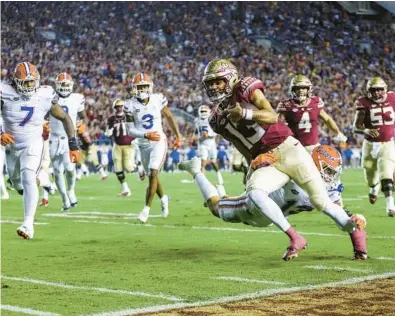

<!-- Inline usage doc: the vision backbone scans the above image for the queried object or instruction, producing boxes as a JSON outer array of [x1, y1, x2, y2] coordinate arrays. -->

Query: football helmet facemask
[[13, 62, 40, 98]]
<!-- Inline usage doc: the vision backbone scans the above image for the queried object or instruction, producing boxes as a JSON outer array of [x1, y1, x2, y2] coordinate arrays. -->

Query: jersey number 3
[[142, 114, 154, 129], [298, 112, 312, 133]]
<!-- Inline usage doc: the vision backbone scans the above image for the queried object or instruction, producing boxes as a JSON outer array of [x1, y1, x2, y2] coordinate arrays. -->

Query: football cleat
[[282, 236, 307, 261], [283, 236, 307, 261], [61, 204, 71, 212], [387, 209, 395, 217], [368, 194, 377, 204], [352, 250, 368, 260], [1, 191, 10, 200], [161, 195, 169, 218], [16, 225, 34, 240], [138, 209, 150, 223], [68, 191, 78, 207], [101, 175, 108, 181], [139, 170, 146, 181], [118, 190, 131, 197], [39, 198, 49, 207], [179, 157, 202, 177]]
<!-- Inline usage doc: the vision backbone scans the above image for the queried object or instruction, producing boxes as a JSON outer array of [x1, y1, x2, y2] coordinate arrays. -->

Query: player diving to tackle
[[180, 144, 367, 260]]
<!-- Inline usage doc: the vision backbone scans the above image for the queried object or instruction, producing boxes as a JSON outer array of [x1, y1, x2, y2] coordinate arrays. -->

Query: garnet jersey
[[107, 114, 134, 145], [50, 93, 84, 136], [277, 97, 324, 146], [355, 92, 395, 142], [209, 77, 292, 161], [124, 93, 168, 145], [1, 82, 55, 148]]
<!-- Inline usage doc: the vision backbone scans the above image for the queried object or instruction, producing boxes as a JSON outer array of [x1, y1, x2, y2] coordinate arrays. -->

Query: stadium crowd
[[1, 1, 394, 151]]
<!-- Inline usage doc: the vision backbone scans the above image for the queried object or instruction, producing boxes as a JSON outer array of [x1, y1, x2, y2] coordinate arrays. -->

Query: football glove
[[42, 121, 51, 133], [77, 123, 86, 135], [333, 133, 347, 143], [1, 133, 15, 146], [251, 153, 277, 169], [144, 131, 161, 141], [68, 136, 82, 163], [172, 137, 182, 149]]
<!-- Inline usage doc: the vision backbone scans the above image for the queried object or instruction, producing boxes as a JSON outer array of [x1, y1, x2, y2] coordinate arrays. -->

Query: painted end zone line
[[213, 276, 286, 285], [87, 272, 395, 316], [0, 305, 61, 316], [1, 276, 183, 302]]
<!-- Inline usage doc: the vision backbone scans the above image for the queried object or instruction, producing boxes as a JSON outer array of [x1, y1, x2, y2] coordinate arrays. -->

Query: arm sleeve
[[126, 121, 146, 138]]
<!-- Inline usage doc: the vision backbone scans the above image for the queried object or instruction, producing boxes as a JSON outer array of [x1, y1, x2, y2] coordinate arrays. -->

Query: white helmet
[[198, 105, 211, 119], [13, 62, 40, 98], [55, 72, 74, 97], [132, 73, 153, 100]]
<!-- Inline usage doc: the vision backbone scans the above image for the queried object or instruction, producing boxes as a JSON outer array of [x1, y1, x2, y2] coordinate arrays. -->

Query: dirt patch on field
[[145, 278, 395, 316]]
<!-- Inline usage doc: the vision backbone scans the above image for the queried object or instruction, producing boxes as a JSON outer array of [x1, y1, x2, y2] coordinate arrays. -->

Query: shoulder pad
[[235, 77, 265, 102]]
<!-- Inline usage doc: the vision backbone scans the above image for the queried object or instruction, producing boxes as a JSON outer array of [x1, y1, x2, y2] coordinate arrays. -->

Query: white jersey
[[195, 117, 216, 147], [50, 93, 84, 136], [219, 181, 343, 227], [1, 82, 55, 148], [124, 93, 168, 146]]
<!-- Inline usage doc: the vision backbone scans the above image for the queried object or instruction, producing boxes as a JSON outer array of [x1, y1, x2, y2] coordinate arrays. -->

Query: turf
[[1, 169, 394, 315]]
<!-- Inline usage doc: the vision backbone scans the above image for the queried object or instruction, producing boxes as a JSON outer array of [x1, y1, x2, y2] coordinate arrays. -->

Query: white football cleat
[[179, 157, 202, 177], [138, 208, 150, 223], [16, 225, 34, 240], [1, 191, 10, 200], [118, 189, 131, 197], [161, 195, 169, 218], [68, 190, 78, 207]]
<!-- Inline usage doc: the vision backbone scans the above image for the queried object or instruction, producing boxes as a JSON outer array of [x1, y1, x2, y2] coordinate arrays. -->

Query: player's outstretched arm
[[162, 107, 182, 148], [319, 110, 347, 142], [352, 109, 379, 138], [125, 113, 160, 141]]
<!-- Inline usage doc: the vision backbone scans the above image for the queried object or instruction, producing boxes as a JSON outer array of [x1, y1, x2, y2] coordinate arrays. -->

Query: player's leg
[[0, 147, 9, 199], [209, 146, 226, 197], [361, 140, 380, 204], [64, 159, 77, 207], [89, 144, 107, 180], [16, 141, 45, 239], [133, 142, 145, 180], [275, 137, 367, 259], [378, 141, 395, 216], [199, 145, 209, 175], [38, 139, 55, 206], [113, 144, 130, 196]]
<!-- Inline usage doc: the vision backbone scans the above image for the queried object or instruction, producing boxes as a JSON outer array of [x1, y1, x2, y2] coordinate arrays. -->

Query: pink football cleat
[[39, 198, 49, 207], [282, 236, 307, 261]]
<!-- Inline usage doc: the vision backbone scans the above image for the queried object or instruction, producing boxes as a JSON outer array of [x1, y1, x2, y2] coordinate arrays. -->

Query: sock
[[369, 183, 380, 196], [42, 188, 49, 200], [55, 173, 70, 207], [323, 202, 354, 232], [122, 182, 129, 191], [21, 169, 39, 228], [248, 189, 291, 232], [65, 168, 76, 192], [385, 196, 395, 210], [216, 184, 227, 198], [195, 173, 219, 201], [161, 195, 169, 205], [285, 226, 301, 241], [216, 171, 223, 185], [142, 205, 150, 214]]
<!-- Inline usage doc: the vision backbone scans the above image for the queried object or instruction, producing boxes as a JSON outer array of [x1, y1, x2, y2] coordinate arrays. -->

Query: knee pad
[[309, 194, 329, 211], [381, 179, 394, 192], [116, 171, 125, 182]]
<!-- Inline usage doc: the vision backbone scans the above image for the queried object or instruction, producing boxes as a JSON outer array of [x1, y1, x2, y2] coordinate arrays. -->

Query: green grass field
[[1, 169, 395, 316]]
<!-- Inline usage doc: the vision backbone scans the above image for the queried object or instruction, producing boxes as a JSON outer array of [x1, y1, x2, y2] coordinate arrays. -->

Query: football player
[[105, 99, 145, 196], [202, 59, 365, 260], [277, 75, 347, 153], [48, 73, 87, 211], [125, 73, 182, 223], [353, 77, 395, 216], [179, 144, 367, 260], [194, 105, 225, 196], [0, 62, 81, 239]]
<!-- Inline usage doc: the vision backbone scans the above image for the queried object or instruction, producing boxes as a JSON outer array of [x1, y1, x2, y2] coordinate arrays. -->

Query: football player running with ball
[[201, 59, 366, 260]]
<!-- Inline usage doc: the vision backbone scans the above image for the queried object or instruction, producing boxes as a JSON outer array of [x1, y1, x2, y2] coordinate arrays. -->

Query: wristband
[[242, 109, 253, 120], [68, 136, 79, 151]]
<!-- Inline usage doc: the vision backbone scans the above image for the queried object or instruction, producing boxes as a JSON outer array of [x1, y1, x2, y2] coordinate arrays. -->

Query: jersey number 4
[[19, 106, 35, 126], [298, 112, 312, 133]]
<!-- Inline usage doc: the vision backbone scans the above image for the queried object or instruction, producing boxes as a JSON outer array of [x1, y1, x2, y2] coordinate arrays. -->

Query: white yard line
[[1, 276, 183, 302], [303, 265, 372, 273], [0, 305, 61, 316], [376, 257, 395, 261], [42, 213, 162, 219], [342, 198, 362, 201], [213, 276, 286, 285], [0, 220, 48, 225], [87, 272, 395, 316], [70, 220, 395, 240]]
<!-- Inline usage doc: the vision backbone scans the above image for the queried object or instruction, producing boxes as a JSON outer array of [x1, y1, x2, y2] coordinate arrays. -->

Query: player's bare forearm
[[352, 110, 366, 134], [162, 107, 181, 138], [320, 110, 340, 134], [252, 109, 278, 125], [78, 110, 88, 125], [50, 104, 76, 137]]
